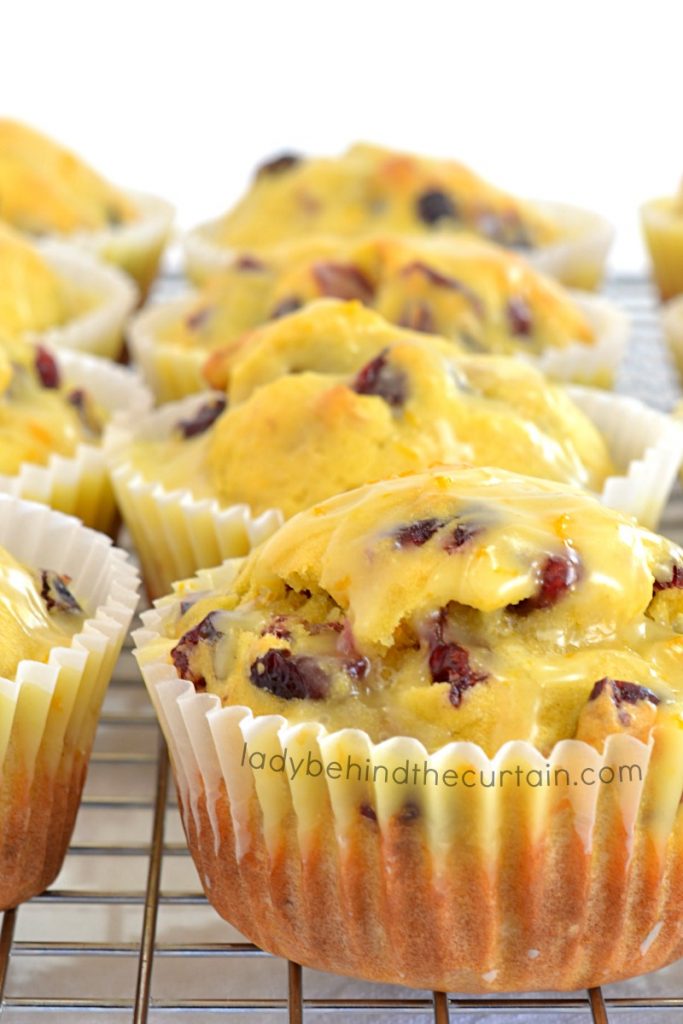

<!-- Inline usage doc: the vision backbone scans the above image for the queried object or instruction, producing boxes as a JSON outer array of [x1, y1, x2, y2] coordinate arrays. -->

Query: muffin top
[[0, 119, 138, 236], [164, 467, 683, 755], [130, 302, 613, 518], [169, 234, 593, 378], [0, 545, 85, 680], [0, 338, 106, 475], [0, 223, 75, 336], [208, 142, 560, 251]]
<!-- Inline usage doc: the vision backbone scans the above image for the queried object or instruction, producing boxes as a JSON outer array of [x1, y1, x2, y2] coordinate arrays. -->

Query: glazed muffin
[[0, 493, 138, 908], [0, 334, 151, 532], [185, 142, 613, 290], [0, 222, 136, 359], [0, 119, 173, 297], [641, 179, 683, 301], [135, 465, 683, 992]]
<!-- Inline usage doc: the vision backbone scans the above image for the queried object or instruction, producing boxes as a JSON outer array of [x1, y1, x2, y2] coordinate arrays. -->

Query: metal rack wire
[[0, 275, 682, 1022]]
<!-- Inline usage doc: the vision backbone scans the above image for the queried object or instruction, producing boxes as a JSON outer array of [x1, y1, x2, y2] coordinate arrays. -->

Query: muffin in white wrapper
[[67, 191, 174, 301], [2, 345, 153, 535], [183, 199, 613, 293], [663, 295, 683, 383], [104, 385, 683, 601], [0, 493, 139, 909], [27, 242, 138, 361], [129, 290, 629, 405], [133, 550, 683, 993]]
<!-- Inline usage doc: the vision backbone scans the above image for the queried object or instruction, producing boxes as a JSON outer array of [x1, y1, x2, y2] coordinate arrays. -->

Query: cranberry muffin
[[641, 178, 683, 301], [185, 142, 613, 290], [135, 466, 683, 992]]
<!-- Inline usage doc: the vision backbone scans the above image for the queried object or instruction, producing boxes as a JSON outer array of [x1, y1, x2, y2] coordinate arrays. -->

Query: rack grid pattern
[[1, 275, 682, 1022]]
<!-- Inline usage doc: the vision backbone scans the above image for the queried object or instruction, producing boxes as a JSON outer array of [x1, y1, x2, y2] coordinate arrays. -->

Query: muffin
[[107, 301, 680, 596], [184, 142, 613, 290], [0, 222, 136, 360], [641, 179, 683, 301], [0, 333, 151, 533], [134, 235, 627, 403], [664, 295, 683, 383], [134, 465, 683, 992], [0, 492, 138, 908], [0, 119, 173, 297]]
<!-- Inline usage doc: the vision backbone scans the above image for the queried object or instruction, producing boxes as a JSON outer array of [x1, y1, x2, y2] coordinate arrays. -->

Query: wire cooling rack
[[1, 275, 682, 1023]]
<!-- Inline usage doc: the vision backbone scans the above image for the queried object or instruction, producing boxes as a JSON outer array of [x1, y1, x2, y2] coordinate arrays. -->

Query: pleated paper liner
[[134, 560, 683, 992], [0, 494, 139, 909], [104, 385, 682, 600], [0, 346, 152, 535], [183, 199, 613, 292], [26, 242, 138, 362], [66, 190, 174, 301], [128, 289, 629, 404]]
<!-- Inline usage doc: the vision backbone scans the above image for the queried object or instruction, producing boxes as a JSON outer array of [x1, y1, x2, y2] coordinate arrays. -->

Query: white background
[[2, 0, 682, 273]]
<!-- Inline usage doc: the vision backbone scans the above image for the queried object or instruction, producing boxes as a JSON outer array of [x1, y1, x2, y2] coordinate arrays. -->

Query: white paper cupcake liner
[[66, 190, 174, 300], [0, 493, 139, 909], [183, 200, 614, 293], [0, 345, 153, 534], [133, 565, 683, 992], [105, 385, 680, 600], [24, 241, 138, 361], [128, 288, 628, 406], [527, 200, 615, 291]]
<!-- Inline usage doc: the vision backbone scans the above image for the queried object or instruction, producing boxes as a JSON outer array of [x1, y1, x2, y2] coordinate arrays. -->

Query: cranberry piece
[[177, 397, 226, 439], [270, 296, 302, 320], [396, 801, 421, 823], [256, 151, 301, 177], [398, 301, 437, 334], [394, 517, 447, 548], [401, 261, 484, 316], [443, 522, 481, 553], [262, 615, 293, 641], [351, 350, 407, 408], [506, 296, 533, 337], [185, 306, 212, 331], [250, 649, 329, 701], [589, 677, 660, 707], [653, 565, 683, 594], [360, 803, 377, 822], [510, 551, 581, 615], [171, 612, 223, 693], [416, 189, 458, 225], [312, 262, 375, 304], [35, 346, 60, 389], [346, 657, 370, 680], [235, 254, 265, 271], [429, 641, 488, 707], [40, 570, 82, 614]]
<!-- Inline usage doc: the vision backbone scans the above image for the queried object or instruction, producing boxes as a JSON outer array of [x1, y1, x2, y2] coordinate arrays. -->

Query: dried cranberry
[[171, 612, 223, 693], [360, 803, 377, 822], [186, 306, 212, 331], [429, 641, 488, 707], [235, 254, 265, 271], [177, 397, 226, 439], [35, 346, 60, 389], [589, 677, 660, 707], [262, 615, 293, 640], [416, 189, 458, 225], [653, 565, 683, 594], [346, 657, 370, 680], [40, 570, 82, 614], [398, 301, 437, 334], [396, 802, 421, 823], [401, 261, 484, 316], [312, 262, 375, 304], [270, 296, 302, 320], [250, 649, 329, 701], [394, 517, 447, 548], [351, 350, 408, 408], [506, 296, 533, 337], [510, 551, 581, 615], [256, 151, 301, 177], [443, 522, 481, 553]]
